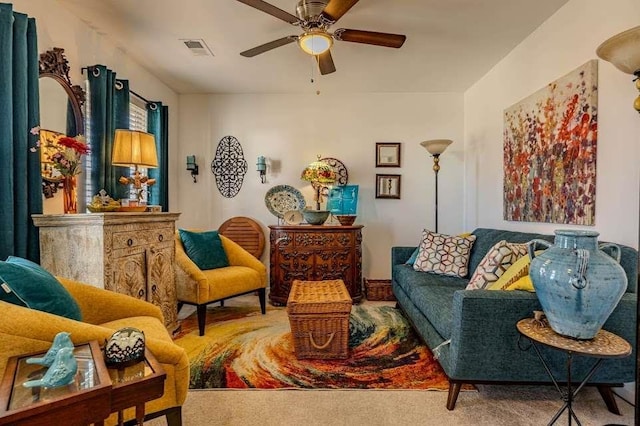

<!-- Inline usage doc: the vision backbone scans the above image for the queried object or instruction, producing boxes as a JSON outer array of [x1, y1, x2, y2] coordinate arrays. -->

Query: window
[[126, 96, 150, 202]]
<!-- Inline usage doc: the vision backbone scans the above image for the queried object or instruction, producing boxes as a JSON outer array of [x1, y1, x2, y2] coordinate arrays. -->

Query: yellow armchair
[[175, 232, 267, 336], [0, 277, 189, 426]]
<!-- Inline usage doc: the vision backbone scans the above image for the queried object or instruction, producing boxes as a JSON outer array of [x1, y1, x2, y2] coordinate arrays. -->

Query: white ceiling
[[58, 0, 569, 95]]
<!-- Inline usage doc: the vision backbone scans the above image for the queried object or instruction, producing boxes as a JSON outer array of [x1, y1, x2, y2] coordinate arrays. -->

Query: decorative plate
[[283, 210, 303, 225], [264, 185, 306, 219], [321, 157, 349, 186]]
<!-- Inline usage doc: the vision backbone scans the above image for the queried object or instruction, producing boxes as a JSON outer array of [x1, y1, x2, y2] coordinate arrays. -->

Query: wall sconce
[[186, 155, 199, 183], [257, 156, 267, 184]]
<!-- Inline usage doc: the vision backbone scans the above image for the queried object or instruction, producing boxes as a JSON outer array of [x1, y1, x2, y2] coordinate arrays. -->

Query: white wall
[[464, 0, 640, 248], [177, 92, 464, 278], [12, 0, 180, 212]]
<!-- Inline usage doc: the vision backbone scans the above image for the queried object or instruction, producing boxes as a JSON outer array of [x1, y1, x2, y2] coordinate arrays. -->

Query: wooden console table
[[32, 213, 181, 332], [268, 225, 363, 305]]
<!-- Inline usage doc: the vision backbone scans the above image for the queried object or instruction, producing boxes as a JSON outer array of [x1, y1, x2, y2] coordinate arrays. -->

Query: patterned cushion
[[466, 240, 529, 290], [413, 230, 477, 277]]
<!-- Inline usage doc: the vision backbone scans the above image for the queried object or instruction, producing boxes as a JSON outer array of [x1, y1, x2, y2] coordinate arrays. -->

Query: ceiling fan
[[236, 0, 407, 75]]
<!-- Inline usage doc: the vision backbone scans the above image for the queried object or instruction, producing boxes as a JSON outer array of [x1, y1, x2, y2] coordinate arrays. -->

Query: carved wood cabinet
[[32, 213, 181, 332], [268, 225, 363, 305]]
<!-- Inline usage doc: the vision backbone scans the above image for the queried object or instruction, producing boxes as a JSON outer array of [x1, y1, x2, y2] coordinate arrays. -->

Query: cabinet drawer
[[112, 232, 148, 250], [293, 232, 354, 248], [148, 227, 173, 246]]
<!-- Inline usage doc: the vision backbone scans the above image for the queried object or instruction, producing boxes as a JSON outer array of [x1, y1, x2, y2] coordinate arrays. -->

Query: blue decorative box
[[327, 185, 359, 215]]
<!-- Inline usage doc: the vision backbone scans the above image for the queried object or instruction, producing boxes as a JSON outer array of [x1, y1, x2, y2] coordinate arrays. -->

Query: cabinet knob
[[138, 289, 145, 297], [151, 284, 157, 292], [127, 238, 134, 247], [158, 234, 164, 242]]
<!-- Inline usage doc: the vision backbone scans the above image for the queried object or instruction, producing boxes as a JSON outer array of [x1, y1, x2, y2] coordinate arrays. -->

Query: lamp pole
[[420, 139, 453, 234]]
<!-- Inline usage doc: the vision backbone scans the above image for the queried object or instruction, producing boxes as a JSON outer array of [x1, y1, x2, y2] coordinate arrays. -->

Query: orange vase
[[63, 175, 78, 214]]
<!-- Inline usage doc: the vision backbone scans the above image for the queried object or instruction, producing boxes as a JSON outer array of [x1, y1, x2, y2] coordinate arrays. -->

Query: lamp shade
[[420, 139, 453, 156], [298, 31, 333, 55], [301, 156, 336, 184], [596, 26, 640, 75], [112, 129, 158, 168]]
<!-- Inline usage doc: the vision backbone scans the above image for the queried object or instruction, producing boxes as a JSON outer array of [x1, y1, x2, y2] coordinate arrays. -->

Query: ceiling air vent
[[181, 39, 214, 57]]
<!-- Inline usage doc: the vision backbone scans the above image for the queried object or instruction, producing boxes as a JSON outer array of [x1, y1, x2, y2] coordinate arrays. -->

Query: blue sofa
[[392, 228, 637, 411]]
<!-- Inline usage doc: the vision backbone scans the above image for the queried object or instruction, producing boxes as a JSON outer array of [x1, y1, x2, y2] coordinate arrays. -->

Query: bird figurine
[[26, 331, 73, 367], [23, 347, 78, 388]]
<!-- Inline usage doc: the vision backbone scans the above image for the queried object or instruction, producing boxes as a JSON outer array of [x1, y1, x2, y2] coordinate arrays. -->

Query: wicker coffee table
[[286, 279, 352, 359]]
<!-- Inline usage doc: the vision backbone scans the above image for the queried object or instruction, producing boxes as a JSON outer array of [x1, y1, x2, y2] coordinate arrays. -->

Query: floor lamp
[[596, 25, 640, 424], [420, 139, 453, 233]]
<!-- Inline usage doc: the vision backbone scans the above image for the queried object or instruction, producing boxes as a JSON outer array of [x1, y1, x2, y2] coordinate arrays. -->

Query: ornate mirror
[[38, 48, 85, 200]]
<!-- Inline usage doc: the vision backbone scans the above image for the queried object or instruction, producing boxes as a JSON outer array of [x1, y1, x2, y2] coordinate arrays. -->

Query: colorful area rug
[[174, 303, 458, 390]]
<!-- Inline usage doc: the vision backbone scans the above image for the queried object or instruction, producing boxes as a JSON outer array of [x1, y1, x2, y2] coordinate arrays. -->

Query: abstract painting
[[503, 60, 597, 225]]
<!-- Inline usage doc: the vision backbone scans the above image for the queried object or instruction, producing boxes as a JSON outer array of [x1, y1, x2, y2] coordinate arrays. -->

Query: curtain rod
[[81, 67, 154, 105]]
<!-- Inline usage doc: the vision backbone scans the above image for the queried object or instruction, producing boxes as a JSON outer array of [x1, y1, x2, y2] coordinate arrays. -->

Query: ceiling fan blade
[[334, 29, 406, 48], [321, 0, 360, 23], [236, 0, 300, 24], [240, 36, 298, 57], [316, 50, 336, 75]]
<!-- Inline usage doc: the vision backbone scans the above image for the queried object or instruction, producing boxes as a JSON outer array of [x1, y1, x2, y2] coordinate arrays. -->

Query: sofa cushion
[[393, 264, 467, 299], [466, 240, 529, 290], [179, 229, 229, 270], [413, 230, 476, 277], [0, 257, 82, 321]]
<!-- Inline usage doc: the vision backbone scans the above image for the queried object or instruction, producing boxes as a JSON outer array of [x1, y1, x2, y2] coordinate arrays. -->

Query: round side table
[[516, 318, 631, 426]]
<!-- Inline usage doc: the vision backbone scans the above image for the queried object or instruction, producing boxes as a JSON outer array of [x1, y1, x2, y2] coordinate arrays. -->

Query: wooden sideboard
[[268, 225, 363, 305], [32, 213, 181, 332]]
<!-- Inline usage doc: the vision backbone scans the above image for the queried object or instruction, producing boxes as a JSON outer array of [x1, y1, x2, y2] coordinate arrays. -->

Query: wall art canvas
[[503, 60, 597, 225]]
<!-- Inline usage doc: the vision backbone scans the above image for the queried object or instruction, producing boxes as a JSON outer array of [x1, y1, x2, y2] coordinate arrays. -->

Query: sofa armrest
[[447, 290, 636, 381], [58, 277, 163, 325], [392, 246, 416, 266]]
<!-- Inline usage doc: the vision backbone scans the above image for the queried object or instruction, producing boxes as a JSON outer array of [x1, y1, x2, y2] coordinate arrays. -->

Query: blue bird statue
[[23, 347, 78, 388], [26, 332, 73, 367]]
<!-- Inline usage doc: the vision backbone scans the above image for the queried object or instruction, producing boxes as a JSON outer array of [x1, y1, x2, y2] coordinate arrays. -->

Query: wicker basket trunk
[[364, 278, 395, 301], [287, 279, 352, 359]]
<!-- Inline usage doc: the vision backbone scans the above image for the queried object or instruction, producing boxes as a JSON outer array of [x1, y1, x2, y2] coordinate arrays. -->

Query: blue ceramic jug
[[529, 230, 627, 339]]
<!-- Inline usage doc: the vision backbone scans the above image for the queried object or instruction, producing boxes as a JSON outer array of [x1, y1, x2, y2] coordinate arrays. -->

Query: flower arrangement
[[30, 126, 90, 177]]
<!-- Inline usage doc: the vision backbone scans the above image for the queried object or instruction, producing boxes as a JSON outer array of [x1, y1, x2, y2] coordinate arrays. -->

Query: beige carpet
[[149, 385, 633, 425]]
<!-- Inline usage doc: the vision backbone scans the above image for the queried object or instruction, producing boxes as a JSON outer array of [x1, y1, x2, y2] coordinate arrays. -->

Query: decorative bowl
[[302, 209, 330, 225], [335, 215, 357, 226], [87, 204, 120, 213], [118, 206, 148, 212]]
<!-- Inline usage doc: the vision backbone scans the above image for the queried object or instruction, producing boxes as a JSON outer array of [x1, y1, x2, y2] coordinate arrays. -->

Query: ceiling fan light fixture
[[298, 31, 333, 55]]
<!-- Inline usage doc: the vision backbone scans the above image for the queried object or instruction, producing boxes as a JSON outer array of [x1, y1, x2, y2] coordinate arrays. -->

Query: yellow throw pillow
[[504, 275, 535, 292], [487, 250, 543, 291]]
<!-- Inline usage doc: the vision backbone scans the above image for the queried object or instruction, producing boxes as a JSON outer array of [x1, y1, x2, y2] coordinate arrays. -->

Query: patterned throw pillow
[[413, 230, 477, 277], [487, 250, 544, 291], [466, 240, 529, 290]]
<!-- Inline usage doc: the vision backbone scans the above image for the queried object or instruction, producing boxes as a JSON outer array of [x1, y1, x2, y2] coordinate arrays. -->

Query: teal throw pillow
[[0, 256, 82, 321], [179, 229, 229, 270], [405, 248, 419, 265]]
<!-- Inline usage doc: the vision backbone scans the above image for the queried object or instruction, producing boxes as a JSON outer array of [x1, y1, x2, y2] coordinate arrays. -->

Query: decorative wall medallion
[[211, 136, 248, 198]]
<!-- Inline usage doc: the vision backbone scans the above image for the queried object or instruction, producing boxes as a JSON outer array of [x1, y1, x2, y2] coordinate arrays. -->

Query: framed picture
[[375, 174, 401, 199], [375, 142, 401, 167]]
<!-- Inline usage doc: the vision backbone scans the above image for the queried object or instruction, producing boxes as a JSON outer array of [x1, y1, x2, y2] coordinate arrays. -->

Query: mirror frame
[[38, 47, 85, 136]]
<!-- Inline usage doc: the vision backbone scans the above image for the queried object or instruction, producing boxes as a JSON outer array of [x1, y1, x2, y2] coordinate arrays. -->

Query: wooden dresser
[[32, 213, 181, 332], [268, 225, 363, 305]]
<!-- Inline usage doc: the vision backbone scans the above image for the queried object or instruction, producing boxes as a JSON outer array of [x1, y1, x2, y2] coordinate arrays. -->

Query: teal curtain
[[147, 102, 169, 211], [0, 3, 41, 262], [86, 65, 129, 200]]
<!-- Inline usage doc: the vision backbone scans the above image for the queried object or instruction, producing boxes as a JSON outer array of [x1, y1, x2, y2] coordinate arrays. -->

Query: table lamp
[[301, 155, 336, 210], [112, 129, 158, 203]]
